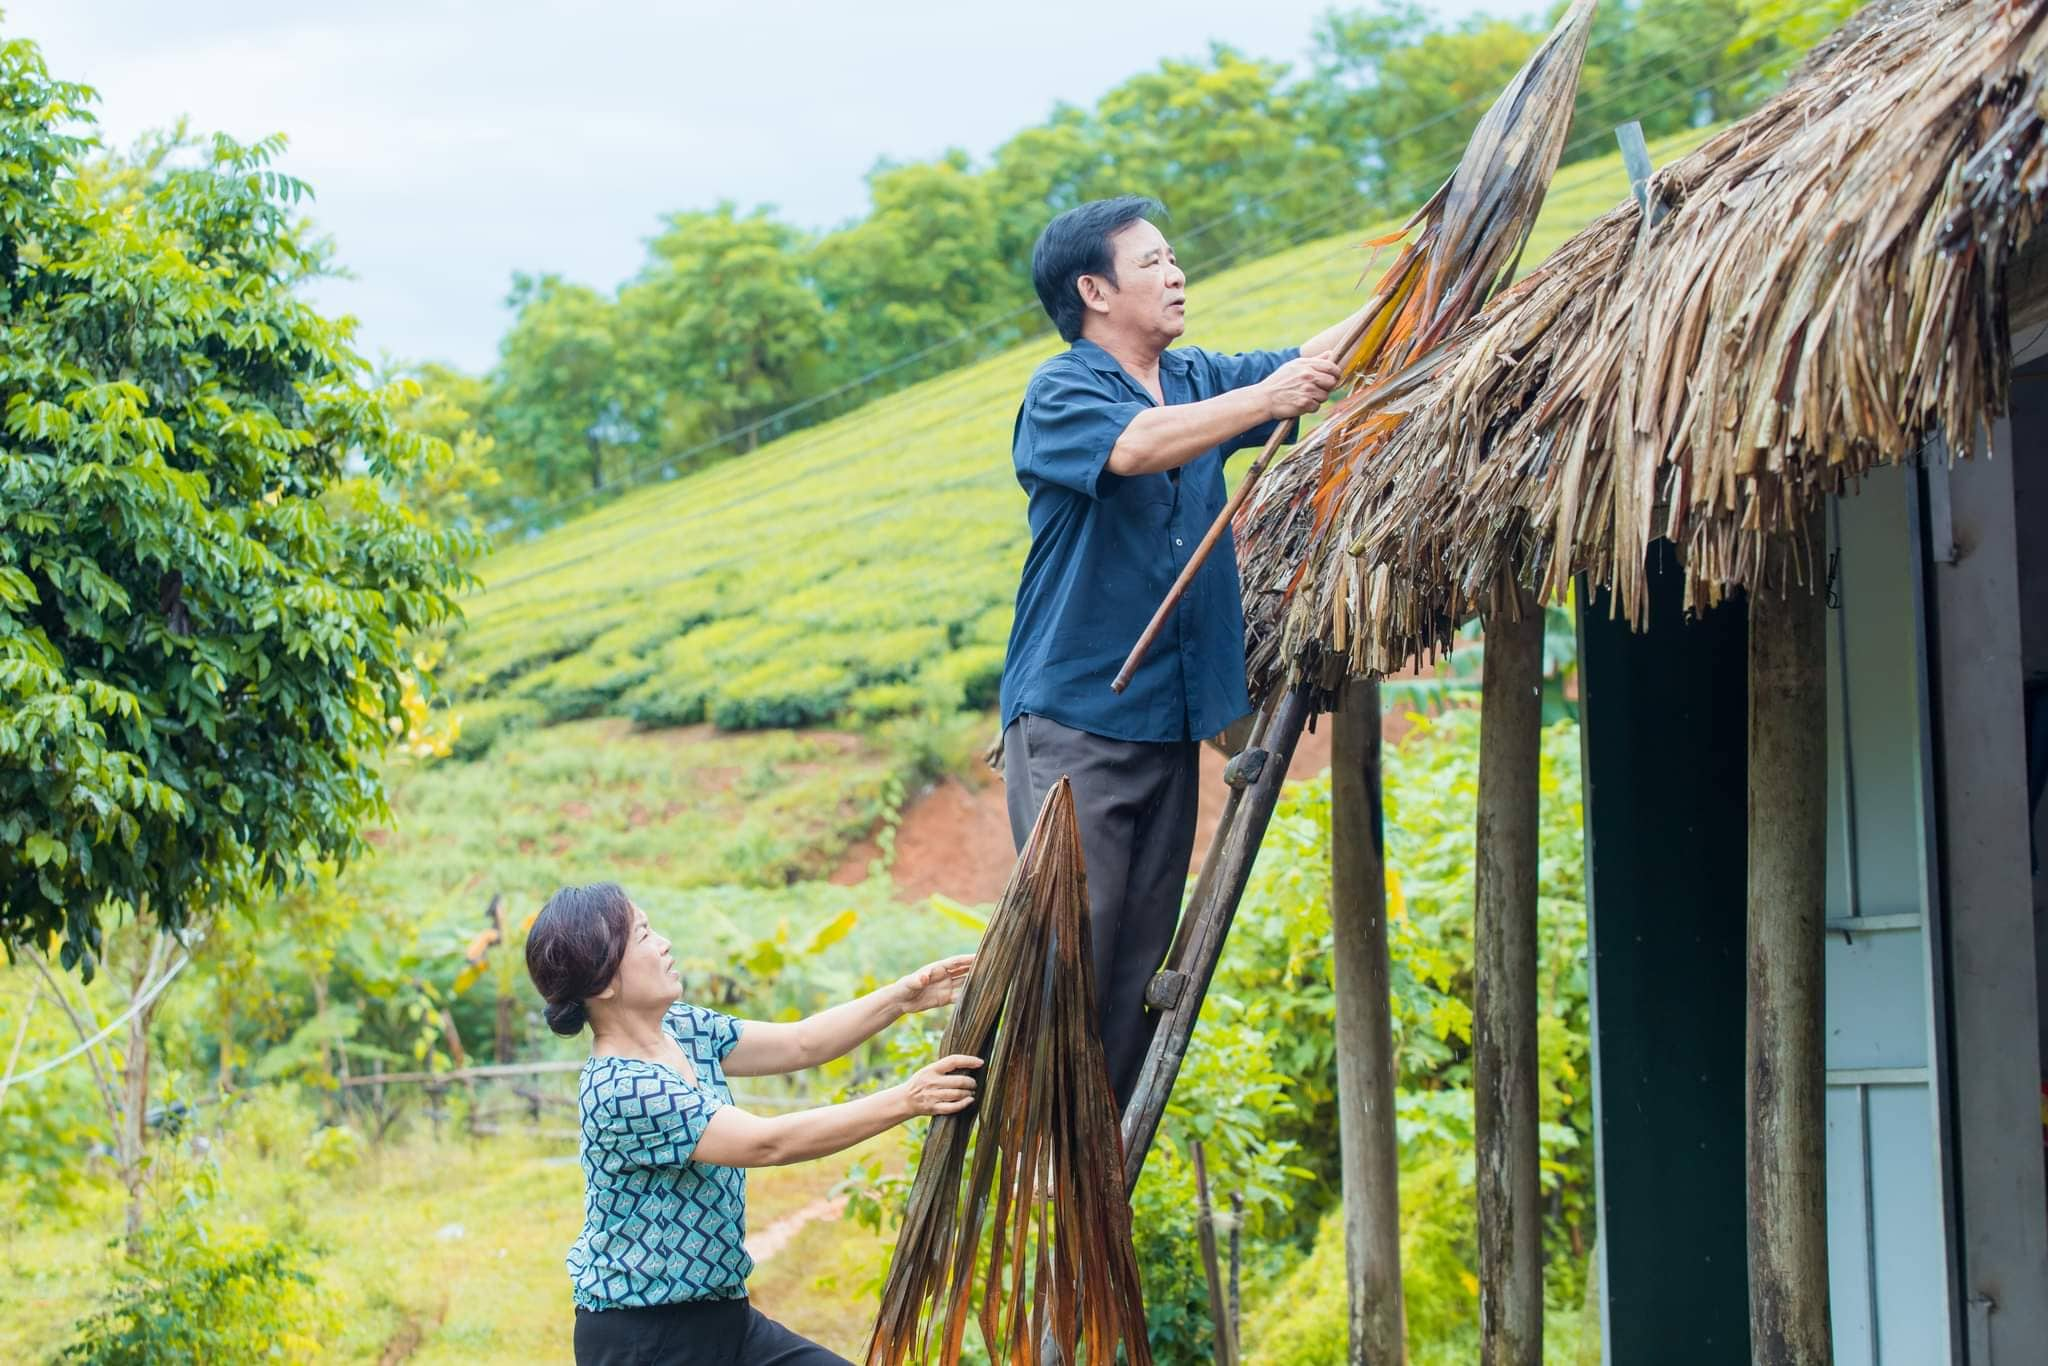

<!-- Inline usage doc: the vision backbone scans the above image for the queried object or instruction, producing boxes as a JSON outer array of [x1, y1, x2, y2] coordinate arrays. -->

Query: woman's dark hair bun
[[544, 999, 589, 1036], [526, 882, 635, 1038]]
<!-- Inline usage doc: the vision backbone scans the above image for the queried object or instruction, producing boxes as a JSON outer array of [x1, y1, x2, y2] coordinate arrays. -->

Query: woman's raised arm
[[723, 953, 973, 1078]]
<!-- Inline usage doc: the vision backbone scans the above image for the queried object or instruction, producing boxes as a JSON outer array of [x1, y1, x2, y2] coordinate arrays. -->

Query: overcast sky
[[17, 2, 1503, 374]]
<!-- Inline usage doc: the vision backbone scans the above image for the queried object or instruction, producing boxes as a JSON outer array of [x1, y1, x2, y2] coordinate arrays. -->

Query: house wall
[[1819, 468, 1955, 1364], [1580, 462, 2043, 1363], [1929, 364, 2048, 1358]]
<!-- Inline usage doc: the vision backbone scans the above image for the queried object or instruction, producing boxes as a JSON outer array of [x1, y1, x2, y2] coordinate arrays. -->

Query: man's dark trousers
[[1001, 712, 1200, 1111]]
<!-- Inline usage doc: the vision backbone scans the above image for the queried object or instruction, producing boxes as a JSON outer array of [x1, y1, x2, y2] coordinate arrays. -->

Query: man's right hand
[[1258, 354, 1343, 420]]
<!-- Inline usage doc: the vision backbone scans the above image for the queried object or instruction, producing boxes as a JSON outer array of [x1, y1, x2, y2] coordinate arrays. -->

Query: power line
[[2, 949, 192, 1090]]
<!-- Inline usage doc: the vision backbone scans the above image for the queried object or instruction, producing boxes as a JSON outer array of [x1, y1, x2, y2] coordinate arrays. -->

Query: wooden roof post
[[1746, 508, 1833, 1363], [1332, 675, 1408, 1363], [1475, 582, 1546, 1365]]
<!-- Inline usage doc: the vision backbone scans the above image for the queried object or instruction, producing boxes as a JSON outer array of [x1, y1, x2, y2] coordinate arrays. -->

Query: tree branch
[[20, 945, 124, 1135]]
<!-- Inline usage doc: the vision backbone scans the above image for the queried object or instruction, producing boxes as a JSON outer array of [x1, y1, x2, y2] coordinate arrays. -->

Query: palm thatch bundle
[[866, 778, 1150, 1366], [1238, 0, 2048, 699]]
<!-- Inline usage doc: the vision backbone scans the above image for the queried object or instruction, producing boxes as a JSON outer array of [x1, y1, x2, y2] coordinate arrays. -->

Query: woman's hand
[[896, 954, 974, 1014], [698, 1053, 986, 1166], [900, 1054, 984, 1117]]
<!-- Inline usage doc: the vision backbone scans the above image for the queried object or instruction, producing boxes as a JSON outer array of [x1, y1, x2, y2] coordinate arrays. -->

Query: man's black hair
[[1030, 195, 1166, 343]]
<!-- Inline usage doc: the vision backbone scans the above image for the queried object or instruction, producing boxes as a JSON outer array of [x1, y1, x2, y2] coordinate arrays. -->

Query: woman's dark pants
[[573, 1299, 849, 1365]]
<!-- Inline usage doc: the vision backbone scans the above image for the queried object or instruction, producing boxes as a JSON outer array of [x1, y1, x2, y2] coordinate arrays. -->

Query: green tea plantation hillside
[[443, 129, 1711, 757], [344, 130, 1711, 976]]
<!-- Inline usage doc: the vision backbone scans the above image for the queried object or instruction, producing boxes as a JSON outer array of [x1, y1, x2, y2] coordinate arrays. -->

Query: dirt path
[[840, 709, 1418, 908], [746, 1195, 848, 1264]]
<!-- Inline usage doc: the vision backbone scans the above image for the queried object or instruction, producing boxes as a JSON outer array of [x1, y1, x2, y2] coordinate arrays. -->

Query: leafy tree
[[811, 152, 1018, 384], [618, 203, 831, 456], [1567, 0, 1762, 148], [984, 106, 1116, 284], [1096, 46, 1357, 274], [1729, 0, 1861, 80], [1305, 7, 1539, 208], [376, 361, 500, 533], [484, 273, 636, 500], [0, 37, 473, 971]]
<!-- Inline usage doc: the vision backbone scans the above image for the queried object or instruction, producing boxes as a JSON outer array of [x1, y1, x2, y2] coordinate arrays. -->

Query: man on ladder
[[996, 194, 1364, 1109]]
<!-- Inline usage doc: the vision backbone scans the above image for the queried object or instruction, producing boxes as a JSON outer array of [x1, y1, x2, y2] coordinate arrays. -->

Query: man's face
[[1088, 218, 1186, 343]]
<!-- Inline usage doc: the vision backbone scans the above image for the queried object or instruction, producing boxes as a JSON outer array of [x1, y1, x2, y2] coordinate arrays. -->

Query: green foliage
[[1304, 5, 1543, 207], [619, 204, 833, 455], [1127, 999, 1317, 1358], [447, 694, 544, 760], [374, 361, 500, 536], [0, 37, 475, 972], [484, 274, 636, 502], [811, 153, 1017, 387], [300, 1123, 364, 1176], [1731, 0, 1863, 79], [1210, 709, 1592, 1359], [709, 659, 856, 730], [0, 979, 107, 1202], [61, 1175, 337, 1365]]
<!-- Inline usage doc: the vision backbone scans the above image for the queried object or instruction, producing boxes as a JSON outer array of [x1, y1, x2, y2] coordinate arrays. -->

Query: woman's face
[[603, 903, 681, 1013]]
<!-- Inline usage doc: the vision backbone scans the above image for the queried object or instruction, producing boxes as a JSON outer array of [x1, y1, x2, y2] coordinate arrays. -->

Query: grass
[[440, 128, 1715, 750], [364, 718, 905, 903], [0, 1093, 899, 1363], [335, 703, 987, 1004]]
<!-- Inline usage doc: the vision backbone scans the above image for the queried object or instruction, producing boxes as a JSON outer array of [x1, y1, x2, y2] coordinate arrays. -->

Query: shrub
[[923, 643, 1005, 710], [301, 1124, 365, 1176], [848, 681, 930, 723], [709, 660, 856, 730], [1246, 1160, 1591, 1366], [962, 603, 1014, 647], [831, 625, 948, 685], [517, 648, 651, 723], [61, 1187, 338, 1365], [448, 695, 545, 760], [621, 619, 824, 730]]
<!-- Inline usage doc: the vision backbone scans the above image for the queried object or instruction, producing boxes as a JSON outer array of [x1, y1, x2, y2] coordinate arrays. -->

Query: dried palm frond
[[1239, 0, 2048, 700], [866, 779, 1150, 1366], [1227, 0, 1599, 692]]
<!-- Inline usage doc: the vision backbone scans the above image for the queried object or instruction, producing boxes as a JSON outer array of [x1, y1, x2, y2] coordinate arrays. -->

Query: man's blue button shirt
[[999, 337, 1299, 744]]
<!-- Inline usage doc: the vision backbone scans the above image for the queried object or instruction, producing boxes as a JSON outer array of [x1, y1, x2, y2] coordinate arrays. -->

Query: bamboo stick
[[1745, 513, 1832, 1364], [1331, 676, 1407, 1364], [1474, 585, 1546, 1366], [1192, 1139, 1239, 1366]]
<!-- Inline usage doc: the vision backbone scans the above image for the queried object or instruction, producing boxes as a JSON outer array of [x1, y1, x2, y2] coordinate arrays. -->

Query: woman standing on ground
[[526, 882, 980, 1365]]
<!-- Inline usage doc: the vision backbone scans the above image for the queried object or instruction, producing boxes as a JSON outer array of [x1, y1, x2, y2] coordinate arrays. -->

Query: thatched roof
[[1237, 0, 2048, 699]]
